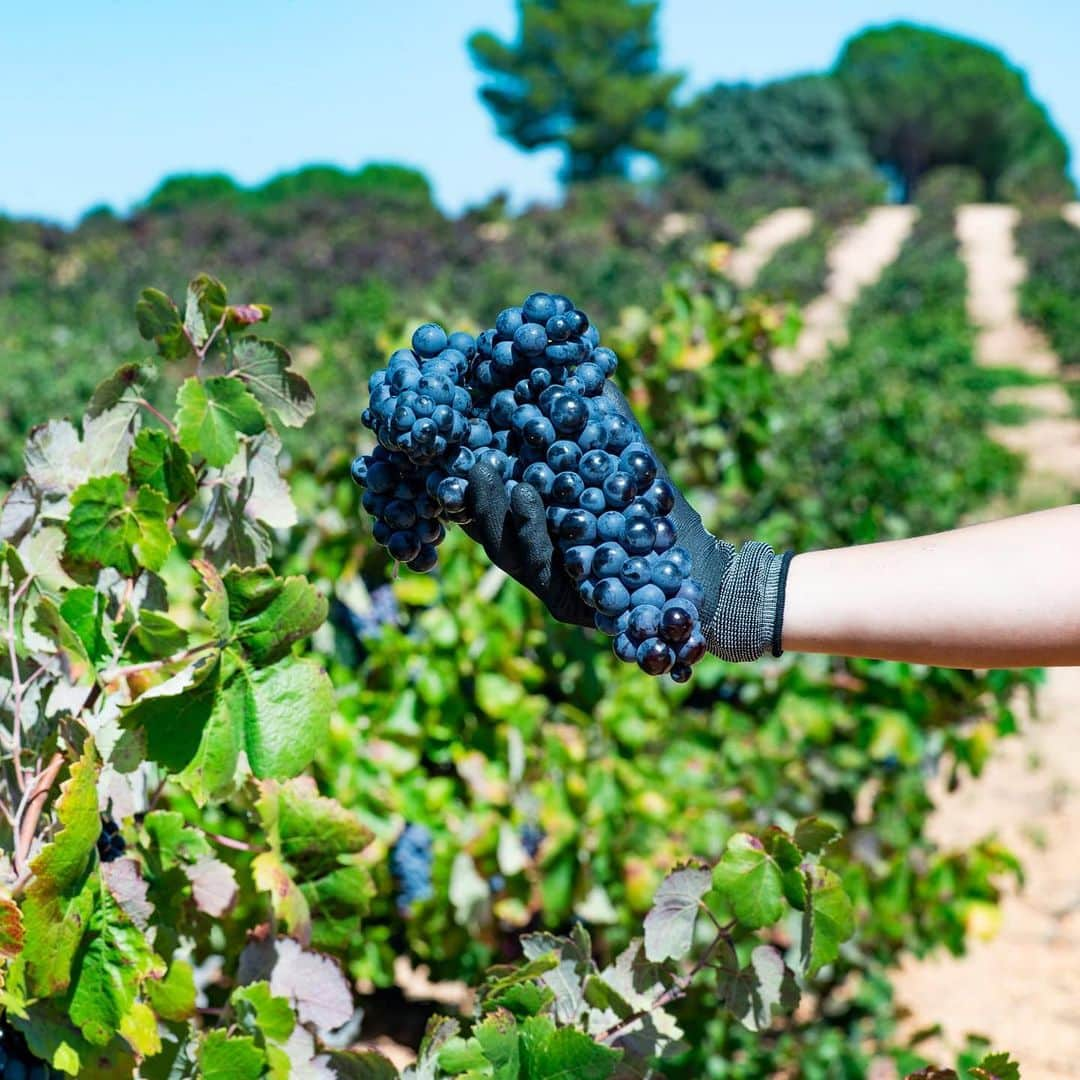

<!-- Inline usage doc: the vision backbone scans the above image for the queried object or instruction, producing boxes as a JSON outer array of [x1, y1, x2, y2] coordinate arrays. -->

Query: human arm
[[783, 505, 1080, 668]]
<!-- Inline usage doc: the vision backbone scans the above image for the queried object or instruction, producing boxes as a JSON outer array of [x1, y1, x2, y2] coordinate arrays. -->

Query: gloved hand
[[463, 383, 794, 662]]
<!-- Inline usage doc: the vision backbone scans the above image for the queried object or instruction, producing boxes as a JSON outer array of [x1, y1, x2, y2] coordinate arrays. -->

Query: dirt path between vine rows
[[772, 205, 918, 374], [891, 205, 1080, 1080], [728, 207, 815, 289]]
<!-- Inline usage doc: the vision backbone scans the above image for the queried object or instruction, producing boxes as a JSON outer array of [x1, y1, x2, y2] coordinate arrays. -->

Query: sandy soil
[[728, 207, 815, 288], [773, 205, 918, 373]]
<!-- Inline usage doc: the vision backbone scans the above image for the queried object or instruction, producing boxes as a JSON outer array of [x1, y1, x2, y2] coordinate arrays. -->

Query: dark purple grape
[[495, 307, 524, 339], [563, 545, 595, 581], [388, 531, 422, 563], [409, 544, 439, 573], [624, 519, 656, 554], [670, 663, 693, 684], [547, 440, 581, 473], [549, 394, 588, 436], [602, 472, 634, 509], [593, 578, 630, 617], [653, 516, 676, 552], [636, 637, 674, 675], [552, 471, 585, 506], [578, 487, 607, 515], [597, 511, 627, 543], [546, 314, 572, 341], [630, 584, 667, 609], [614, 632, 637, 662], [559, 509, 597, 544], [593, 542, 627, 577], [447, 331, 476, 359], [677, 631, 707, 665], [412, 323, 447, 358], [514, 322, 548, 357], [522, 462, 556, 496], [620, 557, 652, 589], [565, 309, 589, 336], [523, 292, 558, 325], [627, 604, 661, 643], [660, 604, 694, 645]]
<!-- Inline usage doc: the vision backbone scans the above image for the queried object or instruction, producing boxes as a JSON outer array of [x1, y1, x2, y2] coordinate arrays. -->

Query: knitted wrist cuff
[[705, 541, 792, 663]]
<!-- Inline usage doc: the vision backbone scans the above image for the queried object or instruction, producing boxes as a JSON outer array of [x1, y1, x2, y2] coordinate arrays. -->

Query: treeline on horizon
[[13, 13, 1075, 235]]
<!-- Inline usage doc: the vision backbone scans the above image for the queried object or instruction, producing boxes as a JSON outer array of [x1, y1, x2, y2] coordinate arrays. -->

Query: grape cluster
[[0, 1024, 55, 1079], [96, 814, 126, 864], [390, 823, 434, 911], [353, 292, 709, 681]]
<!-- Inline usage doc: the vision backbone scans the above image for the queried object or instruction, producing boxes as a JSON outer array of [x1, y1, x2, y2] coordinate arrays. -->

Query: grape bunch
[[96, 813, 126, 864], [0, 1023, 56, 1079], [390, 823, 434, 911], [352, 292, 709, 681]]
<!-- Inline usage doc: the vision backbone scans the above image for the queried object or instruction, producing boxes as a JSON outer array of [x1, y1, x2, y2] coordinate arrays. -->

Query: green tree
[[672, 75, 875, 191], [468, 0, 682, 181], [834, 22, 1071, 201]]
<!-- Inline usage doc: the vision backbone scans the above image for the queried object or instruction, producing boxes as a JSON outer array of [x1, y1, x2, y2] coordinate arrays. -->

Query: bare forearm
[[781, 505, 1080, 667]]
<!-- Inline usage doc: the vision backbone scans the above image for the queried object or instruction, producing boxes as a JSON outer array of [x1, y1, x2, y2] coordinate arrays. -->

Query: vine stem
[[102, 640, 218, 682], [138, 398, 176, 435], [598, 909, 731, 1047], [206, 831, 265, 854], [12, 751, 65, 880]]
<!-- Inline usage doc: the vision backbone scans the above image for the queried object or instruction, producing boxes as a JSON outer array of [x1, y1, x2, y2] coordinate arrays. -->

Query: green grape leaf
[[762, 828, 802, 870], [231, 981, 296, 1043], [147, 960, 197, 1022], [32, 597, 94, 684], [519, 1016, 619, 1080], [86, 362, 154, 420], [800, 865, 855, 975], [971, 1051, 1021, 1080], [473, 1009, 521, 1076], [712, 833, 786, 930], [14, 1000, 137, 1078], [643, 866, 712, 962], [21, 748, 101, 996], [437, 1036, 490, 1073], [197, 1031, 266, 1080], [175, 376, 265, 468], [184, 273, 228, 349], [66, 475, 173, 574], [128, 428, 197, 504], [230, 655, 333, 779], [195, 558, 231, 638], [583, 975, 634, 1021], [59, 587, 111, 665], [717, 943, 798, 1033], [231, 336, 316, 428], [16, 525, 77, 592], [120, 655, 221, 772], [793, 817, 841, 855], [224, 566, 328, 665], [135, 288, 189, 361], [256, 776, 373, 881], [68, 885, 163, 1046], [132, 609, 190, 659], [520, 932, 589, 1025], [196, 483, 273, 569], [178, 672, 243, 805]]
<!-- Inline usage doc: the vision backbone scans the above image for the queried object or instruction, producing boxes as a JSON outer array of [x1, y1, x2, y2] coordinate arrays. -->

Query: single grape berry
[[522, 291, 557, 325], [637, 637, 675, 675], [412, 323, 448, 358]]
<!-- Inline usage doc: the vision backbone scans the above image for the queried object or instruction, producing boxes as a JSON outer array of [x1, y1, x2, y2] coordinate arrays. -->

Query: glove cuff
[[705, 541, 793, 662]]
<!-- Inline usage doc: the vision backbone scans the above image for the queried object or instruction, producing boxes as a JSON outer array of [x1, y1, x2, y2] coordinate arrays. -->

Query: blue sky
[[3, 0, 1078, 223]]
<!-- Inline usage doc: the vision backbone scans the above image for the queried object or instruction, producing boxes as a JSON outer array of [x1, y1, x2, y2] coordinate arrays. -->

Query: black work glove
[[463, 383, 793, 661]]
